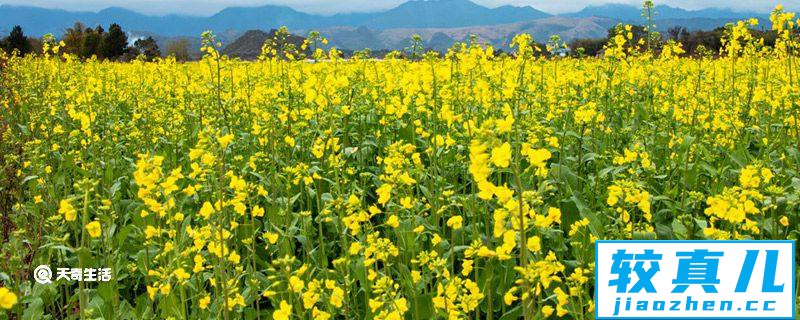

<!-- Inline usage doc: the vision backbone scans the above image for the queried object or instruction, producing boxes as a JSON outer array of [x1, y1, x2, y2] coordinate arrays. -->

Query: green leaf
[[499, 305, 522, 320], [412, 294, 434, 319], [570, 195, 604, 236], [22, 297, 44, 320], [550, 164, 580, 191], [672, 219, 688, 239]]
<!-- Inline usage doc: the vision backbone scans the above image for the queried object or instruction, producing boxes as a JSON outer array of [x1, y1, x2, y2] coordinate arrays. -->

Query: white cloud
[[0, 0, 797, 15]]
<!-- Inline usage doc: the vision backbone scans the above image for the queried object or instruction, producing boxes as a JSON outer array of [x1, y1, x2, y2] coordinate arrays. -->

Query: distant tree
[[681, 27, 724, 56], [2, 26, 32, 56], [667, 26, 689, 42], [81, 26, 104, 59], [62, 22, 87, 55], [569, 38, 606, 57], [751, 29, 778, 48], [102, 23, 128, 60], [27, 37, 43, 55], [164, 38, 190, 61], [607, 25, 649, 46], [129, 37, 161, 61], [352, 48, 372, 60]]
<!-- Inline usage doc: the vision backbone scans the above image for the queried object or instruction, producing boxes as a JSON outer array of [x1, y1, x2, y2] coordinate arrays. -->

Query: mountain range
[[0, 0, 774, 52], [566, 3, 767, 21], [0, 0, 551, 36], [315, 16, 618, 52]]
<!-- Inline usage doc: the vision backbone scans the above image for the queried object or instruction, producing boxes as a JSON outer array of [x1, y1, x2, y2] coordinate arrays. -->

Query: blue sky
[[0, 0, 797, 16]]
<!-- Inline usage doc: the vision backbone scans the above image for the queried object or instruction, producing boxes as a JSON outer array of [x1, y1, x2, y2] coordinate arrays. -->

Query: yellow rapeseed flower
[[58, 199, 77, 221], [0, 287, 17, 309], [85, 221, 102, 238], [273, 300, 292, 320], [490, 142, 512, 168], [217, 133, 234, 149], [446, 215, 463, 230], [198, 295, 211, 309]]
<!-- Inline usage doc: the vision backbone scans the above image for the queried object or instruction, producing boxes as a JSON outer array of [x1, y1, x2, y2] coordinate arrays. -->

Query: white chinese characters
[[34, 265, 112, 284]]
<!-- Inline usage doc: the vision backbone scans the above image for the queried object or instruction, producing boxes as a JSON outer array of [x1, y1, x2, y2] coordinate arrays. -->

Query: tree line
[[1, 21, 789, 61], [569, 25, 782, 58], [1, 23, 193, 61]]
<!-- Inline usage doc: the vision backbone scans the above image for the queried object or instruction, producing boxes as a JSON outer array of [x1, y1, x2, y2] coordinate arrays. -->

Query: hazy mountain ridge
[[221, 16, 617, 59], [0, 0, 774, 53], [567, 4, 769, 24], [336, 16, 618, 50], [1, 1, 768, 37], [0, 0, 549, 36], [222, 29, 308, 59], [0, 5, 203, 36]]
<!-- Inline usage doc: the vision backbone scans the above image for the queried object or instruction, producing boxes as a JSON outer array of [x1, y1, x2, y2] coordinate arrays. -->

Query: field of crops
[[1, 10, 800, 320]]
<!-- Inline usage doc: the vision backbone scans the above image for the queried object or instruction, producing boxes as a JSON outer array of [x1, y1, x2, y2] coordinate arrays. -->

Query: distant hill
[[0, 0, 549, 37], [566, 4, 768, 29], [221, 30, 272, 60], [367, 16, 617, 50], [655, 18, 756, 31], [222, 29, 307, 60], [330, 0, 550, 29], [1, 0, 770, 39], [320, 26, 387, 52], [220, 16, 616, 59], [0, 0, 776, 54], [0, 6, 202, 36], [240, 16, 612, 54]]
